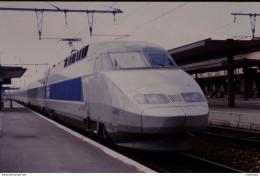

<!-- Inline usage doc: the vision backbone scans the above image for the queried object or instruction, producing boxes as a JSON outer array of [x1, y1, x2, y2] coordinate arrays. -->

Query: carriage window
[[109, 52, 146, 68], [148, 53, 175, 67]]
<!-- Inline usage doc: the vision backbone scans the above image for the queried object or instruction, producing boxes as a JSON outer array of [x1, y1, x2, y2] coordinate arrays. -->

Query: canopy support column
[[243, 67, 249, 101], [227, 54, 235, 107]]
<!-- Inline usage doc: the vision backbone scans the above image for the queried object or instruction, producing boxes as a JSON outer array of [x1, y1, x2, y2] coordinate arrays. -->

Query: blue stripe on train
[[48, 77, 84, 101]]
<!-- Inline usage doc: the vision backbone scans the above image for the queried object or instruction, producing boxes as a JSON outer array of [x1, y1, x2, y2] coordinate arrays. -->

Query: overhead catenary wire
[[0, 6, 123, 40], [89, 2, 188, 41], [127, 2, 189, 35], [0, 7, 122, 13], [197, 2, 253, 40], [111, 2, 151, 26], [0, 2, 123, 73], [2, 63, 48, 66], [4, 2, 255, 85], [72, 2, 118, 39], [91, 2, 151, 39], [41, 2, 94, 62], [43, 2, 119, 63], [231, 13, 260, 38], [41, 2, 119, 64], [100, 2, 188, 41], [41, 2, 150, 63]]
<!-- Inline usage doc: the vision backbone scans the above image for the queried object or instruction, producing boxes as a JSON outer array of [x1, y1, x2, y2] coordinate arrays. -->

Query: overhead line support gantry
[[231, 13, 260, 39], [0, 7, 123, 39]]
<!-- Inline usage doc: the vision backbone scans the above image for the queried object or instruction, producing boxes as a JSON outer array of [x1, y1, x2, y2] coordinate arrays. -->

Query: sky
[[0, 1, 260, 88]]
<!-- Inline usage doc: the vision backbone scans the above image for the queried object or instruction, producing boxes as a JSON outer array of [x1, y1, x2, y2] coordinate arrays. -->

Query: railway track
[[114, 148, 243, 173], [201, 127, 260, 144], [180, 152, 243, 173], [188, 127, 260, 173]]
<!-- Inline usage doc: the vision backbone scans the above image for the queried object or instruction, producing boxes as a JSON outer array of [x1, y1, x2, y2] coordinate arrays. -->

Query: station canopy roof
[[180, 57, 260, 74], [0, 66, 26, 78], [0, 66, 27, 84], [169, 38, 260, 66]]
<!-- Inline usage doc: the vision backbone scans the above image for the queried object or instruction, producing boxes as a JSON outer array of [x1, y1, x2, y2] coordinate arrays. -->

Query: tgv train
[[11, 41, 209, 151]]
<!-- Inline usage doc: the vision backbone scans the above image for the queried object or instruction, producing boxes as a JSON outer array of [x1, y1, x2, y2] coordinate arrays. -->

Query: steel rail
[[181, 152, 244, 173], [202, 127, 260, 144]]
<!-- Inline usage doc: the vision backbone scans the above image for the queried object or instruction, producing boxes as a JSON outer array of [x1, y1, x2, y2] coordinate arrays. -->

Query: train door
[[93, 55, 113, 123], [92, 56, 102, 120]]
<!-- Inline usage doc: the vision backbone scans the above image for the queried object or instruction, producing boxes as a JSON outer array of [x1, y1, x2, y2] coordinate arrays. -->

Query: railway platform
[[0, 101, 154, 173], [208, 98, 260, 133]]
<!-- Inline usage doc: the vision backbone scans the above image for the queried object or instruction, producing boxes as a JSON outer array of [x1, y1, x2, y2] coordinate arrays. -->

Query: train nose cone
[[141, 107, 186, 133], [141, 106, 209, 134], [182, 106, 209, 132]]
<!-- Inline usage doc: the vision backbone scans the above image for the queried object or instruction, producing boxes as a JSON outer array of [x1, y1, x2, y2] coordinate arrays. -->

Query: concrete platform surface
[[0, 102, 154, 173], [208, 98, 260, 132]]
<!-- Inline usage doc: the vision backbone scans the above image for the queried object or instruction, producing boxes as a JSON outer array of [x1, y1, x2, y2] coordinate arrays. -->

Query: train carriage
[[11, 41, 209, 151]]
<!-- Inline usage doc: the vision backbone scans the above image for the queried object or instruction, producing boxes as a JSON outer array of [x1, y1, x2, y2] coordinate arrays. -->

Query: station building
[[169, 38, 260, 107], [191, 52, 260, 99]]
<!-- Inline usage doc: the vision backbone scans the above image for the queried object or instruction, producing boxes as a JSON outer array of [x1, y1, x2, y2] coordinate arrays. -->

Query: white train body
[[12, 41, 209, 151]]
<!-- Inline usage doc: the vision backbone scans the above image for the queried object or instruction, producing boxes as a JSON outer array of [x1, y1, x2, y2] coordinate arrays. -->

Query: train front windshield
[[109, 52, 177, 69], [147, 53, 175, 67], [109, 52, 146, 68]]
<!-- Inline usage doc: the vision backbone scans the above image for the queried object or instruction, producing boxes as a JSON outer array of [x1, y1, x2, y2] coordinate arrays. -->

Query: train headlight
[[181, 92, 206, 103], [134, 94, 170, 104]]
